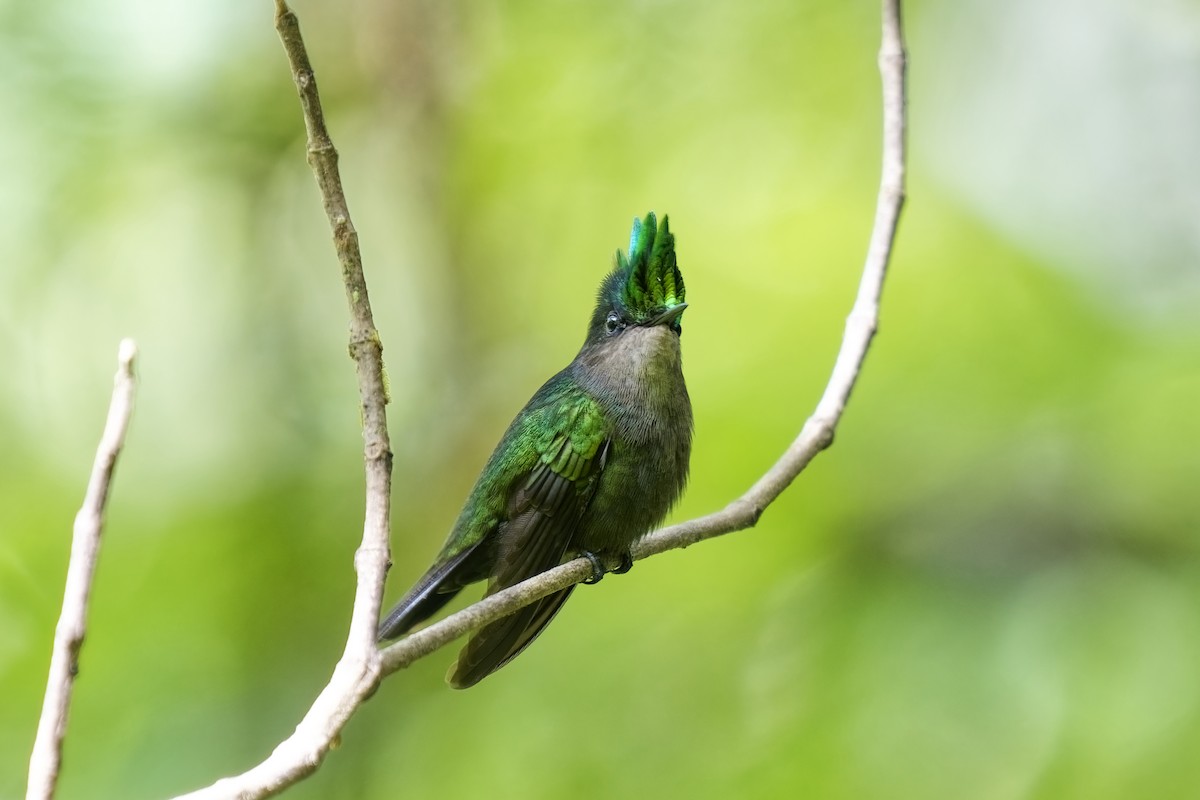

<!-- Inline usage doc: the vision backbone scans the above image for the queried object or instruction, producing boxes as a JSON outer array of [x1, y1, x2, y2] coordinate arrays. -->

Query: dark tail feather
[[447, 585, 575, 689], [377, 543, 483, 641], [445, 493, 580, 688]]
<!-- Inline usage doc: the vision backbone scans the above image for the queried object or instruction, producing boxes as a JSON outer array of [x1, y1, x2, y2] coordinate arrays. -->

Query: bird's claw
[[581, 551, 633, 583], [582, 551, 606, 584]]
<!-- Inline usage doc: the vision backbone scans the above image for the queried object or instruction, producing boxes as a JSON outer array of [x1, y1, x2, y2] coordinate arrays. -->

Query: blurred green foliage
[[3, 1, 1199, 798]]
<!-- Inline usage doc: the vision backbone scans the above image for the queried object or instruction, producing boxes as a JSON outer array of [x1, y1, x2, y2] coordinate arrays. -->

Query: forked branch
[[379, 0, 907, 678], [174, 0, 906, 797]]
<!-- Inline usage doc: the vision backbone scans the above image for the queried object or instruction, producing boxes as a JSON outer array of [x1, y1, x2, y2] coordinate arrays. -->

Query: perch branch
[[26, 339, 139, 800], [173, 0, 905, 796], [378, 0, 907, 677], [172, 1, 393, 797]]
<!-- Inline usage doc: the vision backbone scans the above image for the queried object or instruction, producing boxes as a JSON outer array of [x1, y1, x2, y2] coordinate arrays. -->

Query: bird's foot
[[582, 551, 606, 584], [580, 550, 633, 583]]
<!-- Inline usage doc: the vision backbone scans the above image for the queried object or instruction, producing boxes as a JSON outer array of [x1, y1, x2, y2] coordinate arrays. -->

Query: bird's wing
[[448, 395, 609, 688]]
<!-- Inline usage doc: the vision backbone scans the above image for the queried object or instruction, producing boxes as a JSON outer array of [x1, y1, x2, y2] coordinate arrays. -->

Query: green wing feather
[[432, 375, 607, 558], [378, 372, 610, 688], [448, 379, 609, 688]]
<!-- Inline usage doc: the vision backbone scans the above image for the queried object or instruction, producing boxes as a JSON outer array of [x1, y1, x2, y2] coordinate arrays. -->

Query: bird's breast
[[574, 325, 691, 445], [569, 326, 693, 553]]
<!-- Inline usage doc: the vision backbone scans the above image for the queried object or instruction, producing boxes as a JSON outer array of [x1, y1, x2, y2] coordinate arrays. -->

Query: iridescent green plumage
[[598, 212, 686, 330], [379, 212, 693, 688]]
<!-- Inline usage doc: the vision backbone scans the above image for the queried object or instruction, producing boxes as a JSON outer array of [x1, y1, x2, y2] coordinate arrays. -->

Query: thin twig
[[171, 2, 394, 798], [173, 0, 905, 796], [378, 0, 908, 678], [26, 339, 139, 800]]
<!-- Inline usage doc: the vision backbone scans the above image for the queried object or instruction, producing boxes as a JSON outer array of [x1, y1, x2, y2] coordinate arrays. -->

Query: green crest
[[587, 212, 688, 342], [613, 212, 686, 321]]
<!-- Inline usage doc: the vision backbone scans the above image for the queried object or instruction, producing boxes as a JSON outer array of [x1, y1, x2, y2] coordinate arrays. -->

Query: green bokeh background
[[3, 1, 1199, 798]]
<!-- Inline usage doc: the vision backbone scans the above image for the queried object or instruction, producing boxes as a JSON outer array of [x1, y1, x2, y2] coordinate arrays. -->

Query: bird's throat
[[571, 325, 688, 439]]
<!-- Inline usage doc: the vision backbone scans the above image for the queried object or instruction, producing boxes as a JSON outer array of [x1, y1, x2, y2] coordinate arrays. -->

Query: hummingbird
[[378, 212, 693, 688]]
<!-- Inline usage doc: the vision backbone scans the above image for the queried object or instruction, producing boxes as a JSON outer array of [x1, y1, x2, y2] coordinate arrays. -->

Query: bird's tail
[[445, 500, 581, 688], [377, 543, 485, 640], [447, 585, 575, 689]]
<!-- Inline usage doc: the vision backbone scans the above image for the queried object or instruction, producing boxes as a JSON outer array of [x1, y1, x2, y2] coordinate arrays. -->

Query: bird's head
[[585, 212, 687, 347]]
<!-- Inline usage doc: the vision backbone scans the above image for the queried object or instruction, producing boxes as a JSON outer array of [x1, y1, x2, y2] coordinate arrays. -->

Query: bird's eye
[[604, 312, 622, 336]]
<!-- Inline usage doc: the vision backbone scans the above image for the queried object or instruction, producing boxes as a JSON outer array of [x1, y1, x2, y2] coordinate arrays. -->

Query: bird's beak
[[647, 303, 687, 327]]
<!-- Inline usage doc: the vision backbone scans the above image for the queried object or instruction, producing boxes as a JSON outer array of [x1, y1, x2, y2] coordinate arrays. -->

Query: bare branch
[[379, 0, 908, 678], [170, 1, 394, 797], [172, 0, 905, 795], [27, 339, 139, 800]]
